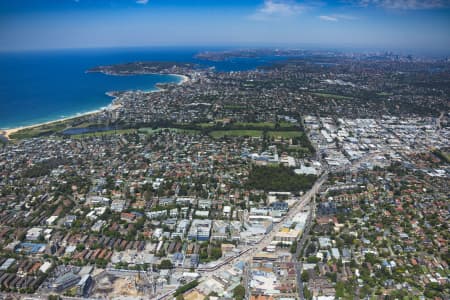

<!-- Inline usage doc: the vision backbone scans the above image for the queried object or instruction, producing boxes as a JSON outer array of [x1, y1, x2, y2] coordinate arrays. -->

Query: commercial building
[[188, 219, 212, 241], [77, 274, 93, 297], [274, 228, 301, 245], [50, 272, 81, 292]]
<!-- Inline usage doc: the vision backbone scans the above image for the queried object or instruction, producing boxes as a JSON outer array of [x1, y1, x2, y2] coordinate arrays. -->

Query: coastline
[[0, 73, 189, 140], [171, 74, 189, 85], [0, 103, 122, 140]]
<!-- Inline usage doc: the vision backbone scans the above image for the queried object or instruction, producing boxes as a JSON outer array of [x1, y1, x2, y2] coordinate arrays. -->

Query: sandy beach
[[172, 74, 190, 85], [0, 73, 189, 140], [0, 103, 122, 140]]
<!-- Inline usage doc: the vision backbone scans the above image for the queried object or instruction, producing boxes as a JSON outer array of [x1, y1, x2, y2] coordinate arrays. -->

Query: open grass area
[[9, 116, 99, 139], [279, 121, 298, 128], [234, 122, 276, 128], [288, 145, 311, 151], [10, 119, 302, 141], [267, 131, 303, 138], [209, 130, 263, 139], [195, 121, 298, 130], [138, 127, 199, 135], [71, 129, 136, 138], [194, 122, 215, 128], [71, 122, 100, 129], [10, 122, 70, 139], [194, 121, 268, 129], [231, 121, 298, 129], [311, 92, 353, 100]]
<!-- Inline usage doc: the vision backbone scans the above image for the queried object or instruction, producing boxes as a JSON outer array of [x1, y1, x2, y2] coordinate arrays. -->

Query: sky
[[0, 0, 449, 55]]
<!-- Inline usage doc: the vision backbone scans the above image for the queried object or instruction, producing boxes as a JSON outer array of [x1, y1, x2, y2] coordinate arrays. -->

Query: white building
[[46, 216, 58, 226], [26, 227, 43, 241]]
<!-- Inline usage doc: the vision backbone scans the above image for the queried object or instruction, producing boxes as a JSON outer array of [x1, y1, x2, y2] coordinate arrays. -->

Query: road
[[293, 193, 315, 300], [0, 292, 90, 300], [158, 172, 328, 300], [201, 172, 327, 278]]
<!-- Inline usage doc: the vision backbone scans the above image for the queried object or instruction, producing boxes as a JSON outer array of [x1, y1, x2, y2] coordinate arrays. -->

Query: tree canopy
[[246, 165, 316, 192]]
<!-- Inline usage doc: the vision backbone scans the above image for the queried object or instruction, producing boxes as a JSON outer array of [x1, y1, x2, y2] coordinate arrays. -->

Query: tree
[[159, 259, 173, 269], [208, 291, 218, 297], [246, 165, 316, 192], [307, 256, 320, 263], [76, 243, 85, 252], [335, 281, 345, 297], [233, 284, 245, 300], [174, 280, 199, 297], [290, 241, 297, 254], [301, 270, 309, 282], [364, 253, 378, 265], [209, 247, 222, 260], [326, 272, 337, 283], [95, 258, 107, 268], [303, 286, 312, 300]]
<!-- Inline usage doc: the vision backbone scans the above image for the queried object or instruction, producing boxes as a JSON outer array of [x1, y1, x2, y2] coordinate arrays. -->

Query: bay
[[0, 47, 285, 129]]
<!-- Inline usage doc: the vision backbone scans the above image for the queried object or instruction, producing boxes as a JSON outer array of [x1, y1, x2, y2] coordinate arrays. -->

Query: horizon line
[[0, 44, 449, 58]]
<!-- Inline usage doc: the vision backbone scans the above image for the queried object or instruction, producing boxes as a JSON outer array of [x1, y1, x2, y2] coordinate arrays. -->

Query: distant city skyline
[[1, 0, 450, 55]]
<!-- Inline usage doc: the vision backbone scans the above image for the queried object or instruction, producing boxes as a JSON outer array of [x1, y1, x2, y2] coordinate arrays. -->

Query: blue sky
[[0, 0, 449, 55]]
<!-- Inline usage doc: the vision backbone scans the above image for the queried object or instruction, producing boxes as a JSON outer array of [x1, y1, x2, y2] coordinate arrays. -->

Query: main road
[[160, 172, 328, 300], [293, 192, 315, 300], [199, 172, 327, 277]]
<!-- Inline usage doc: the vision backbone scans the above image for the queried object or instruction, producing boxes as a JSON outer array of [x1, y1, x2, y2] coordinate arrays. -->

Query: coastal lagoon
[[0, 47, 287, 129]]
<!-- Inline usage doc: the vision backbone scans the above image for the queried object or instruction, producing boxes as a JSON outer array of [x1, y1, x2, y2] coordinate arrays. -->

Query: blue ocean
[[0, 47, 285, 129]]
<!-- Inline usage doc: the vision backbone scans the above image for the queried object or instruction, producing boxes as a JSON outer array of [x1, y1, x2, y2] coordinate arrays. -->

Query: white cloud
[[319, 14, 358, 21], [250, 0, 305, 20], [356, 0, 449, 9], [319, 15, 338, 21], [136, 0, 149, 4]]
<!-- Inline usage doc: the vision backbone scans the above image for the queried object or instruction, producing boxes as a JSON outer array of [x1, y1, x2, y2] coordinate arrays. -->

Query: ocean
[[0, 47, 286, 129]]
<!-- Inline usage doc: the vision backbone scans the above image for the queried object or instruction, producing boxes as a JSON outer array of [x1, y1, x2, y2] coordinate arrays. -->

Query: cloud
[[136, 0, 149, 4], [319, 14, 358, 21], [319, 15, 338, 21], [355, 0, 449, 9], [250, 0, 305, 20]]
